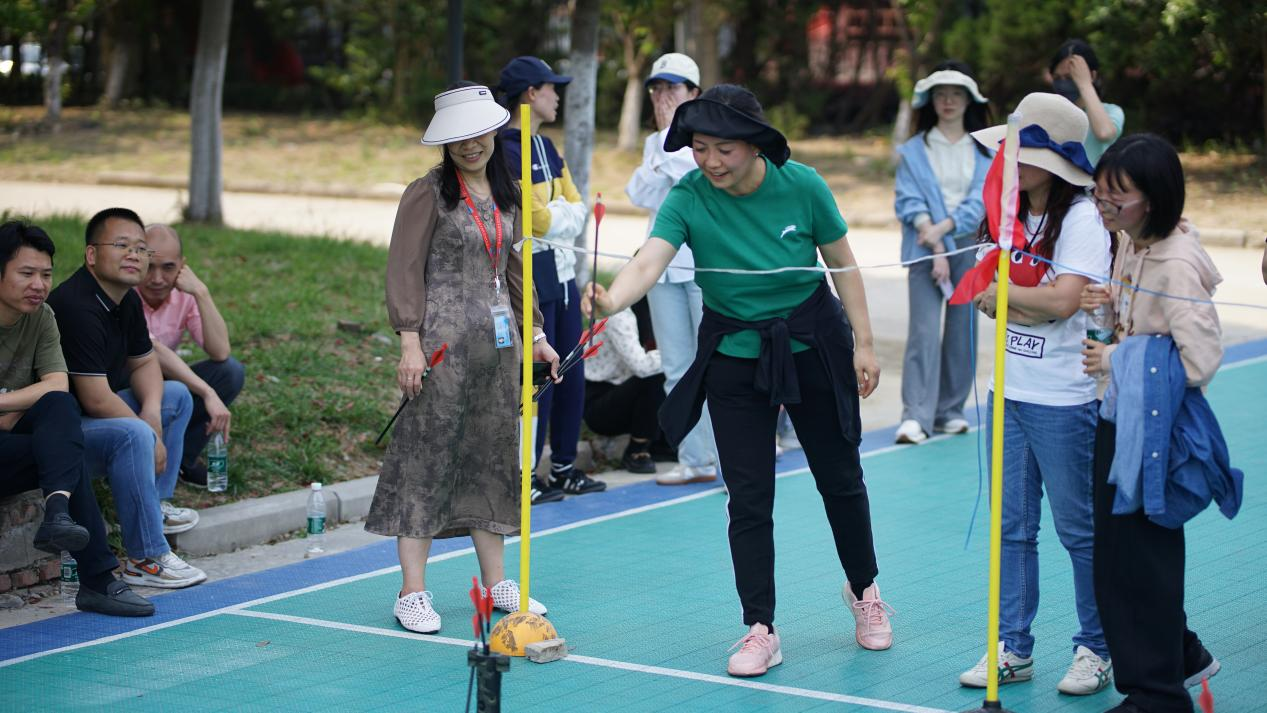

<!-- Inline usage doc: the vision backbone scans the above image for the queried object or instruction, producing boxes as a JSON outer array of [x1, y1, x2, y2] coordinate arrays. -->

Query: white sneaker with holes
[[895, 420, 927, 444], [394, 591, 441, 634], [485, 579, 547, 615], [1057, 645, 1113, 695]]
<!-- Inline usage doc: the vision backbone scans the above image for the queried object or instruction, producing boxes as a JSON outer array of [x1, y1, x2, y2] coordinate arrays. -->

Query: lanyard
[[455, 170, 503, 292]]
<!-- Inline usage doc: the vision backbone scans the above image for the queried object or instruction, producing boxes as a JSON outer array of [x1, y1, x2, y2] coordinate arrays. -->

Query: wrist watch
[[532, 332, 547, 343]]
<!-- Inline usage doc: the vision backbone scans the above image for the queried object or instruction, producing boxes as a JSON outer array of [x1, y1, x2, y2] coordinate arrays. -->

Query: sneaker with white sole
[[895, 419, 927, 444], [486, 579, 547, 616], [656, 464, 718, 486], [1057, 645, 1113, 695], [959, 642, 1034, 688], [727, 624, 782, 677], [844, 582, 894, 650], [160, 501, 199, 534], [395, 590, 441, 633], [122, 551, 207, 589], [934, 418, 970, 434]]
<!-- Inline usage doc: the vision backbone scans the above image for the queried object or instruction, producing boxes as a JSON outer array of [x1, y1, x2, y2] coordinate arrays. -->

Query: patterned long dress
[[366, 168, 540, 539]]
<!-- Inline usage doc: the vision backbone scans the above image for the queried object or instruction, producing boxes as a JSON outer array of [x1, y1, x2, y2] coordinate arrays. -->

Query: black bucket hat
[[663, 98, 791, 167]]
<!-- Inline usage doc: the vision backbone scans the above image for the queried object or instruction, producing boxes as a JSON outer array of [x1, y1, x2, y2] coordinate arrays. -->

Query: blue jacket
[[1101, 335, 1243, 529], [893, 134, 991, 263]]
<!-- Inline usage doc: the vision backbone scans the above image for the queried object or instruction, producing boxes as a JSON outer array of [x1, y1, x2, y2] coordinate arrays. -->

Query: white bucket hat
[[420, 85, 510, 146], [911, 69, 988, 108], [972, 92, 1095, 187], [646, 53, 700, 87]]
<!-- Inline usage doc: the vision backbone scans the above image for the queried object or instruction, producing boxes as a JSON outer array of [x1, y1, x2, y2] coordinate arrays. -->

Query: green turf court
[[2, 356, 1263, 712]]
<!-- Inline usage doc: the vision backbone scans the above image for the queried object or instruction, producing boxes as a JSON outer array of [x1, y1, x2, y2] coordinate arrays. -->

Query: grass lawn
[[31, 215, 399, 511]]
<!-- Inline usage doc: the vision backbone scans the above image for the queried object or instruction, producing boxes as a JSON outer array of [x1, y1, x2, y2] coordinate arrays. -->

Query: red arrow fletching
[[594, 193, 606, 225], [582, 341, 605, 360], [429, 343, 449, 369], [592, 316, 609, 336]]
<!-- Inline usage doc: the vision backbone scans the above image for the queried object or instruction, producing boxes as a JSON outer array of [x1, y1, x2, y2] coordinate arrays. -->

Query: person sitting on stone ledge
[[0, 219, 154, 616]]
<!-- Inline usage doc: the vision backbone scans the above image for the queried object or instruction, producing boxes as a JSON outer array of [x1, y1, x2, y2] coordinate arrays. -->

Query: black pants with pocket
[[583, 374, 666, 442], [705, 349, 877, 627], [1093, 417, 1198, 713]]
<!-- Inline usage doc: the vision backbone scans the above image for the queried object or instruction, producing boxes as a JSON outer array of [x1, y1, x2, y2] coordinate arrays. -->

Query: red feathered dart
[[1198, 677, 1214, 713], [375, 342, 450, 445]]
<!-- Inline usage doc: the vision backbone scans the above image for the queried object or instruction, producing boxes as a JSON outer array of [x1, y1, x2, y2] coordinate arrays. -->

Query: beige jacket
[[1104, 223, 1223, 387]]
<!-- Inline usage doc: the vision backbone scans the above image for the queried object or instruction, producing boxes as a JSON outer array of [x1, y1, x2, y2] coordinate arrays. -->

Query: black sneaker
[[33, 513, 90, 554], [620, 449, 656, 474], [1183, 641, 1220, 688], [76, 579, 155, 617], [556, 469, 607, 495], [530, 479, 565, 505], [179, 461, 208, 489]]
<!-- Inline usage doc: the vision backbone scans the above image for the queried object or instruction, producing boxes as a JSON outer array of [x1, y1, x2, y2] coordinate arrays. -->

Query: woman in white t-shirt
[[957, 93, 1114, 697]]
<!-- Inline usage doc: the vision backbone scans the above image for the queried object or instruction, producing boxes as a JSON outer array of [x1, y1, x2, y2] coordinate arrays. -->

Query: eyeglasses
[[647, 82, 687, 96], [92, 241, 156, 258], [1091, 191, 1145, 216]]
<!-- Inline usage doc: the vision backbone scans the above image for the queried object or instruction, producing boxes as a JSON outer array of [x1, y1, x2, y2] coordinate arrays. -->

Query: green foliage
[[766, 103, 811, 141]]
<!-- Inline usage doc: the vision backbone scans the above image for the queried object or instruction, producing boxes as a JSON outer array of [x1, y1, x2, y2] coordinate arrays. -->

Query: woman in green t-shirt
[[583, 84, 891, 679]]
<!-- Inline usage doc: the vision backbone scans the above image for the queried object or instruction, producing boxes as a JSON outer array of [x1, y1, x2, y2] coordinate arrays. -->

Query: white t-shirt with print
[[987, 197, 1110, 406]]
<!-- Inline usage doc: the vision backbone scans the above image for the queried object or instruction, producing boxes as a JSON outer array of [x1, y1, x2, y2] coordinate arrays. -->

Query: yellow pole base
[[489, 611, 559, 657]]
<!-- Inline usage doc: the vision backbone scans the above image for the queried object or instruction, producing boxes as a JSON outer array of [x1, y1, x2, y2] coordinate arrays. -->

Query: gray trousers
[[899, 245, 977, 434]]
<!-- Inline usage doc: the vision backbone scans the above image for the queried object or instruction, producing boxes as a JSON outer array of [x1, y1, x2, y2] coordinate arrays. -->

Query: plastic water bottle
[[1086, 303, 1114, 344], [207, 432, 228, 493], [306, 483, 326, 555], [60, 551, 78, 604]]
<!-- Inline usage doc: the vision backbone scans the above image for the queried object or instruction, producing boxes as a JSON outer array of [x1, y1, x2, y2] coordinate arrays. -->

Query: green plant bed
[[26, 214, 400, 512]]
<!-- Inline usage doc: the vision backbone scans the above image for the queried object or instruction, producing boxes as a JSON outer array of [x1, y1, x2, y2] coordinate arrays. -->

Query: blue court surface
[[3, 340, 1265, 712]]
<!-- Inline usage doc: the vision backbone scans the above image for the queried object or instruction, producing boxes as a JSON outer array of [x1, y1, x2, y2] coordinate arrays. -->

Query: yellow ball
[[489, 611, 557, 657]]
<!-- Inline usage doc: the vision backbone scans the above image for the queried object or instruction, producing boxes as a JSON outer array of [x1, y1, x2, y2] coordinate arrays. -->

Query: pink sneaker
[[844, 582, 894, 650], [726, 624, 783, 677]]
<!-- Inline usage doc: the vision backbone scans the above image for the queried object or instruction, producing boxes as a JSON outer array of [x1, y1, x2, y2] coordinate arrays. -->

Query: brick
[[13, 569, 39, 588], [0, 574, 11, 593], [524, 638, 568, 663], [39, 560, 62, 582]]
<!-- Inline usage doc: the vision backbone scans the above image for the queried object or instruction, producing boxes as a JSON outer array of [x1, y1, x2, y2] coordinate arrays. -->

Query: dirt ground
[[2, 107, 1264, 237]]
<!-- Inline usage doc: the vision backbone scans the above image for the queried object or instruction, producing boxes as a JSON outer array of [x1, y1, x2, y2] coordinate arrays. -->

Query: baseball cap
[[646, 53, 700, 87], [497, 56, 572, 98]]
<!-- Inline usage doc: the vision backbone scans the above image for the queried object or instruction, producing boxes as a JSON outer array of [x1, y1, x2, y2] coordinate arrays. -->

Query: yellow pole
[[985, 111, 1021, 705], [518, 104, 534, 613]]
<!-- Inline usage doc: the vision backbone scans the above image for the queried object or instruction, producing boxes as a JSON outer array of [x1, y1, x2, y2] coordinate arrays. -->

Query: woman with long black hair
[[367, 83, 560, 635], [584, 84, 892, 678]]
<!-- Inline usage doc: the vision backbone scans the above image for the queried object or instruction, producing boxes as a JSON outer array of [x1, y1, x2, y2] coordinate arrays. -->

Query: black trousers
[[0, 392, 119, 579], [1093, 418, 1199, 713], [182, 357, 246, 469], [705, 350, 877, 627], [583, 374, 666, 441]]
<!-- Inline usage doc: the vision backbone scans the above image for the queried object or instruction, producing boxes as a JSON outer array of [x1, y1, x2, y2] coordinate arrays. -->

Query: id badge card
[[491, 305, 513, 349]]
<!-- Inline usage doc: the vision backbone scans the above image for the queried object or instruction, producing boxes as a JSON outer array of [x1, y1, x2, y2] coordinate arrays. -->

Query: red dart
[[1198, 678, 1214, 713], [429, 342, 449, 369], [581, 341, 605, 360], [594, 192, 606, 226]]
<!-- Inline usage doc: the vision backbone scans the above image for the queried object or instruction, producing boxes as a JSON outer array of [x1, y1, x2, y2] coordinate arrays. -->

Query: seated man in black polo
[[47, 207, 206, 589], [0, 219, 153, 615]]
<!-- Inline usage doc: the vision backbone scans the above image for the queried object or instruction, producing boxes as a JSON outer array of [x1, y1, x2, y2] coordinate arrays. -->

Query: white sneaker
[[895, 420, 927, 444], [394, 591, 441, 633], [959, 642, 1034, 688], [935, 418, 971, 434], [486, 579, 547, 616], [1057, 645, 1112, 695], [160, 501, 199, 534], [122, 551, 207, 589], [656, 464, 718, 486]]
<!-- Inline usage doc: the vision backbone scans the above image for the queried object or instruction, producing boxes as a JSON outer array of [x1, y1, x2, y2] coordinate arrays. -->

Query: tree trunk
[[684, 0, 721, 88], [42, 1, 72, 127], [616, 30, 647, 152], [187, 0, 233, 224], [564, 0, 602, 282], [102, 39, 136, 108]]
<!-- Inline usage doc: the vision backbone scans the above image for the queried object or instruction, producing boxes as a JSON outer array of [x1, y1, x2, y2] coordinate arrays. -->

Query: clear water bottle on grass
[[60, 551, 78, 604], [207, 432, 228, 493], [306, 483, 326, 556]]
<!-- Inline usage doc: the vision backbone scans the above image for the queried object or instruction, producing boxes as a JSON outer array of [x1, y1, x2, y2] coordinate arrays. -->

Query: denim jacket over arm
[[1101, 334, 1243, 528], [893, 134, 991, 263]]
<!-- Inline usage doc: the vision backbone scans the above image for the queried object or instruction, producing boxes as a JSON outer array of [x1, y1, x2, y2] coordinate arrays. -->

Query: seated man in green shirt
[[0, 219, 153, 616]]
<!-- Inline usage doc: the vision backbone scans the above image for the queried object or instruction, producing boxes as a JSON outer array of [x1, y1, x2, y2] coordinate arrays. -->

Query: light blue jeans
[[646, 279, 718, 469], [988, 395, 1108, 660], [81, 381, 193, 559]]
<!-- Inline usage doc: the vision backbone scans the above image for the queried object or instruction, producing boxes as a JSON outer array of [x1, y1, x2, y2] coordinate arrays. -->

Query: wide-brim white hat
[[421, 85, 509, 146], [972, 92, 1095, 187], [912, 69, 988, 108]]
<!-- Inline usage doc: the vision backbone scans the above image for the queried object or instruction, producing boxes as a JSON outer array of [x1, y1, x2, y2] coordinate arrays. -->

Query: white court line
[[228, 609, 953, 713]]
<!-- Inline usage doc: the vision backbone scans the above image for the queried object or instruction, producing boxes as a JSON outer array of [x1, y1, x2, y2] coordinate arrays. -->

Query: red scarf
[[949, 144, 1052, 305]]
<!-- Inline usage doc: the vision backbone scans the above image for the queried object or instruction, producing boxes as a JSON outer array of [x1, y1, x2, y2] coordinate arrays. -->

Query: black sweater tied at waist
[[658, 279, 861, 447]]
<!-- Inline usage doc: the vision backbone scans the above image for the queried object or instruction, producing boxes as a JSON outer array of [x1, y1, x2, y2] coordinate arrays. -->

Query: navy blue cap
[[497, 56, 572, 98]]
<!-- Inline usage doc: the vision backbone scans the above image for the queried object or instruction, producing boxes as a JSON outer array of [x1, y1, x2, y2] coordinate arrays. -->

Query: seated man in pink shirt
[[137, 224, 244, 488]]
